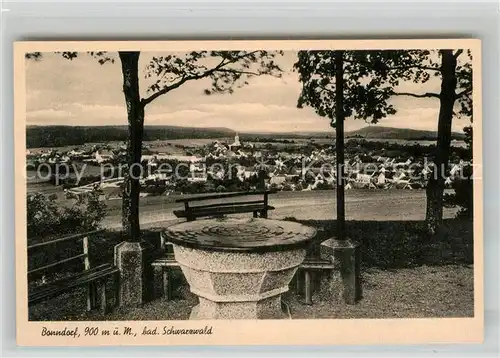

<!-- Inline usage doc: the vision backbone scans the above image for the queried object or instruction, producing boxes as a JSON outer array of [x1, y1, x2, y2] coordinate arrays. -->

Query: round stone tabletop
[[164, 217, 317, 253]]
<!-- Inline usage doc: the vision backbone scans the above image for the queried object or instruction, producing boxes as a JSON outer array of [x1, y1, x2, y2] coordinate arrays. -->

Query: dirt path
[[102, 189, 458, 229]]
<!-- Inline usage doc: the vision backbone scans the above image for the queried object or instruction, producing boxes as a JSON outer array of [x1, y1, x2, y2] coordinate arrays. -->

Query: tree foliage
[[143, 50, 283, 101], [294, 49, 472, 126], [26, 50, 283, 101], [294, 49, 473, 234], [26, 49, 284, 239]]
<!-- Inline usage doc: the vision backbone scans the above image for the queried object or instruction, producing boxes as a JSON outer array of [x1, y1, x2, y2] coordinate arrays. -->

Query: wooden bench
[[152, 251, 335, 304], [173, 190, 275, 221], [28, 230, 120, 314], [153, 190, 276, 299], [295, 258, 334, 305], [152, 248, 180, 300]]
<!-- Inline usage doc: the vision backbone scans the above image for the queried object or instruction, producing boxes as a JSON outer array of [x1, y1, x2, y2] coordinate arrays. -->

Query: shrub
[[27, 188, 107, 238], [281, 183, 293, 191], [314, 182, 334, 190], [444, 164, 473, 219], [444, 126, 473, 219]]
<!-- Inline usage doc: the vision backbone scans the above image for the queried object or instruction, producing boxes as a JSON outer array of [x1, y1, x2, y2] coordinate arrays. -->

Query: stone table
[[164, 217, 316, 320]]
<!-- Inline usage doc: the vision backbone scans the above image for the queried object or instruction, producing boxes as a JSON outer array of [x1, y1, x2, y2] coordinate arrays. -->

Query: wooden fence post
[[99, 281, 107, 314], [83, 236, 90, 270], [83, 236, 96, 311], [159, 232, 166, 251]]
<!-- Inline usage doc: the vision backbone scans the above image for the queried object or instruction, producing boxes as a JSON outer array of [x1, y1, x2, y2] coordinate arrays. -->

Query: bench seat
[[151, 254, 179, 268], [299, 258, 334, 270], [173, 203, 275, 220]]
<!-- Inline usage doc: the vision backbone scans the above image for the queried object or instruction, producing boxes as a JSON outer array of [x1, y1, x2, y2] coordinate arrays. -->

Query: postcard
[[14, 39, 483, 346]]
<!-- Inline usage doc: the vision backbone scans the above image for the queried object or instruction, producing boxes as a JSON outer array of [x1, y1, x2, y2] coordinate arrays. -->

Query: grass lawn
[[28, 264, 473, 321], [28, 217, 474, 321], [286, 264, 473, 319]]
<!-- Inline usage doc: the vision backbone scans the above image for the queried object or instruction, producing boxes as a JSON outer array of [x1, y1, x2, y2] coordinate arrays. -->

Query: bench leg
[[153, 265, 164, 299], [86, 284, 92, 311], [304, 270, 312, 305], [87, 282, 98, 311], [99, 281, 107, 315], [163, 268, 172, 300], [113, 271, 120, 308], [294, 270, 302, 295]]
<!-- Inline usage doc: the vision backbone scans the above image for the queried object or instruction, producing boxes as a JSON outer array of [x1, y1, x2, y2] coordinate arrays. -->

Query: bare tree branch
[[387, 65, 440, 72], [216, 68, 261, 76], [342, 59, 439, 73], [454, 49, 464, 59], [392, 91, 440, 99], [141, 64, 224, 106], [141, 76, 192, 106], [141, 50, 264, 106]]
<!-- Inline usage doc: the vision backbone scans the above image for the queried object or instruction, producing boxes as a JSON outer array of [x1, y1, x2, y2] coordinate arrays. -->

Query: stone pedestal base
[[189, 296, 289, 320], [114, 241, 154, 307], [173, 245, 306, 320], [320, 238, 362, 304]]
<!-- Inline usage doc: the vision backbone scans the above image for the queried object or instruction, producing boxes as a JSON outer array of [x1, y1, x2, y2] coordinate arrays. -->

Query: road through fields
[[101, 189, 458, 229]]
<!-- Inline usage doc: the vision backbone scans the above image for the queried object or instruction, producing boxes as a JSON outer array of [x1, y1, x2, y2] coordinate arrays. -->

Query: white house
[[377, 172, 386, 186], [228, 133, 241, 151], [270, 175, 287, 186]]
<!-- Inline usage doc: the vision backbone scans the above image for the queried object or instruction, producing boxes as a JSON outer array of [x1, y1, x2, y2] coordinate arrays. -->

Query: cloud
[[196, 102, 294, 115], [27, 109, 75, 122], [24, 50, 471, 134], [27, 103, 128, 126]]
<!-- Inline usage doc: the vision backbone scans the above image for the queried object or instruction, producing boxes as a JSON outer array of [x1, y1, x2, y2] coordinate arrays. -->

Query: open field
[[25, 179, 458, 228], [146, 138, 232, 148], [99, 189, 458, 229], [150, 136, 467, 149], [25, 182, 458, 228], [26, 136, 467, 155]]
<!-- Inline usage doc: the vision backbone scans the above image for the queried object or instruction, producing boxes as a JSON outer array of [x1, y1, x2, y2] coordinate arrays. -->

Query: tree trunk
[[119, 52, 144, 241], [335, 50, 346, 240], [425, 50, 457, 234]]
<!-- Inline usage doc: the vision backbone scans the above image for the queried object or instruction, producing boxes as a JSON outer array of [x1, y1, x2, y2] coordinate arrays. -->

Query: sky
[[25, 51, 471, 133]]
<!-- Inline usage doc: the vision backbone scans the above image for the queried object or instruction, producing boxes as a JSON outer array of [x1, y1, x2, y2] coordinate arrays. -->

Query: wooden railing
[[27, 229, 119, 313], [27, 230, 103, 276]]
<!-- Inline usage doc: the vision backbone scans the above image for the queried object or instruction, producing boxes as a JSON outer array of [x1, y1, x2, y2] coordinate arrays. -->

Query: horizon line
[[25, 123, 462, 134]]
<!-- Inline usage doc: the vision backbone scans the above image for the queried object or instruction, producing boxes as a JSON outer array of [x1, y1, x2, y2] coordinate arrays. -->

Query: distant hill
[[26, 125, 236, 148], [242, 126, 466, 141], [345, 126, 466, 141], [26, 124, 466, 148], [239, 132, 333, 140]]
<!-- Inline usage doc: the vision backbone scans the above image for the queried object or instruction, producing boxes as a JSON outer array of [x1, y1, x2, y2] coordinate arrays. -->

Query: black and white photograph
[[15, 39, 482, 345]]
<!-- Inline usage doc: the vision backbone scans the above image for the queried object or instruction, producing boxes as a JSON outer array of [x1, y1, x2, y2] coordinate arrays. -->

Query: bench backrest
[[27, 229, 104, 281], [174, 190, 274, 222]]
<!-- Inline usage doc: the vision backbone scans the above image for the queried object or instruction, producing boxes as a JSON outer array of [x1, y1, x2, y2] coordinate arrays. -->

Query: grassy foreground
[[28, 218, 474, 320], [29, 264, 473, 321]]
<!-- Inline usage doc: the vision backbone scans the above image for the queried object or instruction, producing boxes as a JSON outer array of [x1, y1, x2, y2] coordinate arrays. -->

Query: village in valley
[[26, 130, 470, 202]]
